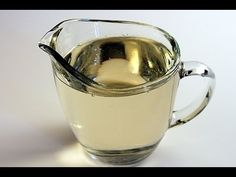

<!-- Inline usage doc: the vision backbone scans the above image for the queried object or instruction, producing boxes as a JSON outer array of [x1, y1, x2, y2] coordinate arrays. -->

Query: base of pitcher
[[83, 141, 160, 166]]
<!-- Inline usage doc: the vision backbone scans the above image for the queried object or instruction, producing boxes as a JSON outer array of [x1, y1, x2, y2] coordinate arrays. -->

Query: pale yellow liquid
[[54, 37, 179, 150], [55, 75, 178, 150]]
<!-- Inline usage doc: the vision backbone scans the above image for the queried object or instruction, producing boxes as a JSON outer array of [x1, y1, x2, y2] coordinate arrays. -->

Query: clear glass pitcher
[[38, 19, 215, 165]]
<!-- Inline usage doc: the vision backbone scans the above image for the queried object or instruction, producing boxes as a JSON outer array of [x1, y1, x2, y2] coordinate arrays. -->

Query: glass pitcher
[[38, 19, 215, 165]]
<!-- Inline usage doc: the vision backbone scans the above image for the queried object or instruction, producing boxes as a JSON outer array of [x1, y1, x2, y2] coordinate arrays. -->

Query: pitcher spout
[[38, 25, 103, 93]]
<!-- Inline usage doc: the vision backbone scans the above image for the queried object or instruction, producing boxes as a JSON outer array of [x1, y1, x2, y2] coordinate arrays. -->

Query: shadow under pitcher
[[38, 19, 215, 165]]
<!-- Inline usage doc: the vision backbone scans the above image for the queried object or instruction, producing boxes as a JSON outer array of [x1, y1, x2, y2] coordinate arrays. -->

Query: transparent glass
[[38, 19, 215, 166]]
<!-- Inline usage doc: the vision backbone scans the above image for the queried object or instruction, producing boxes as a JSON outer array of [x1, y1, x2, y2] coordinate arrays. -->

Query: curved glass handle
[[170, 61, 216, 128]]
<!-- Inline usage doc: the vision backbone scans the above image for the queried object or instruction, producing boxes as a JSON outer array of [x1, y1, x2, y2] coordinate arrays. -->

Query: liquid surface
[[63, 37, 176, 89]]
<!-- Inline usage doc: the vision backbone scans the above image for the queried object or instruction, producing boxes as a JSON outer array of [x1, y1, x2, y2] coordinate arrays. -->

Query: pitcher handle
[[170, 61, 216, 128]]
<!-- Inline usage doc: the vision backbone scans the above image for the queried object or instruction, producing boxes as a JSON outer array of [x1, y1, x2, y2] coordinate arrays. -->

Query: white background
[[0, 10, 235, 167]]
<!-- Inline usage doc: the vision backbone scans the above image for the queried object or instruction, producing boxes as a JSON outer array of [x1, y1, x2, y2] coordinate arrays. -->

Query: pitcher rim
[[39, 18, 181, 96]]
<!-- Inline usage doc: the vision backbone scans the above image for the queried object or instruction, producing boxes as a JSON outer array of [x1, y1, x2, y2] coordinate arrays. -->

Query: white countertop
[[0, 10, 235, 167]]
